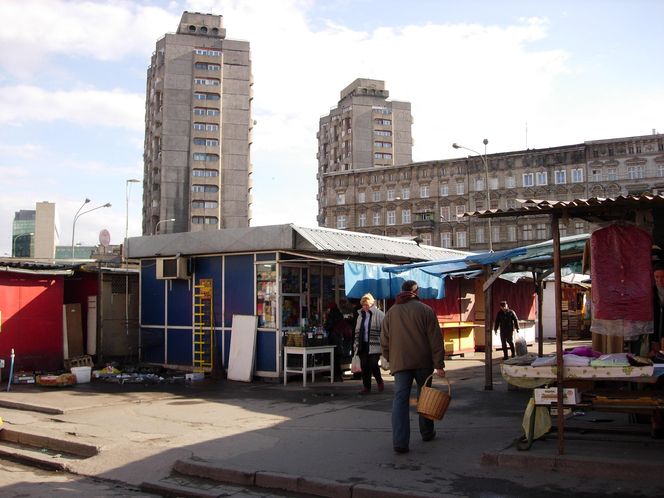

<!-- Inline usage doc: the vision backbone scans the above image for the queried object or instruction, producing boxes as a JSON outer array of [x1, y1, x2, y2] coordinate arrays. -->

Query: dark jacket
[[494, 308, 519, 335]]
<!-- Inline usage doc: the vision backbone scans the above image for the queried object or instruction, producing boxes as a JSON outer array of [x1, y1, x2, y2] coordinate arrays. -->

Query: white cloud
[[0, 0, 178, 77], [0, 85, 144, 131]]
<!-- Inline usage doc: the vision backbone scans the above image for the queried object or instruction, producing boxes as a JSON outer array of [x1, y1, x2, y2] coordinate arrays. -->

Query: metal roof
[[0, 259, 79, 275], [126, 223, 470, 263], [463, 194, 664, 221]]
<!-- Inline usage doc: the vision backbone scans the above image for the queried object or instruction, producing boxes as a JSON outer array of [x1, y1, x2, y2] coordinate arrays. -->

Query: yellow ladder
[[193, 278, 214, 371]]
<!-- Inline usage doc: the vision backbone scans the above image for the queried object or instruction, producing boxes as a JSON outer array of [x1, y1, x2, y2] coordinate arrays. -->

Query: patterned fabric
[[354, 305, 384, 355]]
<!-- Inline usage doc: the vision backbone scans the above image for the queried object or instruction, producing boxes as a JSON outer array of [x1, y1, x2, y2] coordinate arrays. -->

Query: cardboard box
[[534, 387, 580, 405]]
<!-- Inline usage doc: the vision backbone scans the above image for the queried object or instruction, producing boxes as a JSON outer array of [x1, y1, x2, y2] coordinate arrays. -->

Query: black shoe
[[393, 446, 409, 454], [422, 431, 436, 442]]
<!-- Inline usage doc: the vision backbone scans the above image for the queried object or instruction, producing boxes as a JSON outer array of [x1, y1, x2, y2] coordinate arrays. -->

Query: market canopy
[[344, 261, 448, 299]]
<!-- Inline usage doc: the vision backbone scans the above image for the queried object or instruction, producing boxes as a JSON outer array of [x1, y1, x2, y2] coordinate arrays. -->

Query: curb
[[173, 458, 446, 498]]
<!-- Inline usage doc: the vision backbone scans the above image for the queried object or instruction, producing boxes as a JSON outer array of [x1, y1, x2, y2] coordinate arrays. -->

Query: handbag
[[351, 354, 362, 374]]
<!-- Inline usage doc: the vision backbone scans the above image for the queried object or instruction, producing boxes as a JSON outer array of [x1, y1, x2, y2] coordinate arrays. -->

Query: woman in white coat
[[354, 293, 385, 394]]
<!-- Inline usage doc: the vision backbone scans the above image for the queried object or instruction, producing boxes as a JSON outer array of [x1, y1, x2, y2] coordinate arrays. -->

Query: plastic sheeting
[[343, 262, 445, 299], [590, 224, 653, 338]]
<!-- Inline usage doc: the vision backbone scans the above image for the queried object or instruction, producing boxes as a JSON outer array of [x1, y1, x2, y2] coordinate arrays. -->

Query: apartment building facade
[[316, 79, 412, 226], [143, 11, 253, 236], [319, 129, 664, 251]]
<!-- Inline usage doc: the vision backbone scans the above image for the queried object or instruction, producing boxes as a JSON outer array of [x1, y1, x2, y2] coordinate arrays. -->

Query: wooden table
[[283, 346, 335, 386]]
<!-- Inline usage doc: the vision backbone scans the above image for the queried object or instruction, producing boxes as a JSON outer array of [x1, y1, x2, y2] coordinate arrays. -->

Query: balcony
[[412, 212, 435, 230]]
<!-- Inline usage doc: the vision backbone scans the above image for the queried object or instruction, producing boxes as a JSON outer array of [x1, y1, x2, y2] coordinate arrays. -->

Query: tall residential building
[[317, 79, 412, 226], [143, 11, 253, 236]]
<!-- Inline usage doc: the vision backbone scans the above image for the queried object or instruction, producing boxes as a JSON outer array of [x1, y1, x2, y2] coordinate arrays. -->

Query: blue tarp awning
[[344, 262, 446, 299]]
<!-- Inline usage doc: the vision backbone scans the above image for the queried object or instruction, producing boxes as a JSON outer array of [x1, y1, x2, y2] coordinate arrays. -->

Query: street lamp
[[71, 202, 112, 259], [13, 232, 34, 257], [453, 139, 492, 252], [154, 218, 175, 235]]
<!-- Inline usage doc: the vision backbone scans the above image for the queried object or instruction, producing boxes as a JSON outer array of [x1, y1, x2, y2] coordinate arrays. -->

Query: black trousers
[[360, 352, 383, 390], [500, 330, 515, 359]]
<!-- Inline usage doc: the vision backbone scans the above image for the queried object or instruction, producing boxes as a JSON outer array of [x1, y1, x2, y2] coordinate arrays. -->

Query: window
[[372, 106, 391, 114], [387, 210, 396, 225], [192, 216, 218, 224], [658, 164, 664, 177], [507, 226, 517, 242], [387, 189, 395, 201], [374, 141, 392, 148], [628, 165, 644, 179], [193, 138, 219, 146], [336, 193, 345, 205], [191, 200, 218, 209], [591, 168, 602, 181], [575, 221, 585, 234], [402, 209, 411, 224], [401, 188, 410, 200], [421, 234, 432, 246], [476, 227, 485, 244], [420, 185, 430, 198], [489, 177, 498, 190], [193, 152, 219, 161], [374, 130, 392, 137], [358, 191, 366, 203], [440, 206, 450, 221], [336, 215, 347, 229], [606, 167, 617, 180], [535, 223, 547, 239], [522, 224, 533, 241], [536, 171, 547, 185], [372, 212, 381, 226], [455, 204, 466, 217], [522, 173, 534, 187], [505, 176, 516, 188], [374, 152, 392, 159], [372, 191, 381, 202], [559, 224, 568, 238], [194, 62, 221, 71], [358, 213, 366, 227], [475, 178, 485, 191], [456, 181, 465, 195], [194, 78, 220, 86], [554, 170, 566, 184], [506, 198, 517, 209], [440, 232, 451, 248], [194, 108, 220, 116], [440, 183, 449, 197], [455, 231, 467, 248], [192, 169, 219, 177], [192, 184, 219, 193], [193, 123, 219, 131], [374, 119, 392, 125], [194, 48, 221, 56], [492, 225, 500, 243], [571, 168, 584, 183], [193, 92, 220, 101]]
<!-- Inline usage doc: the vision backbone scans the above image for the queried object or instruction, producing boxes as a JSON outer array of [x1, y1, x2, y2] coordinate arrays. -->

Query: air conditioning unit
[[156, 257, 190, 280]]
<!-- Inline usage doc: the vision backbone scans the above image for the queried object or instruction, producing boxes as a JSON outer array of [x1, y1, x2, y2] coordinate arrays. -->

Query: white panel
[[227, 314, 258, 382]]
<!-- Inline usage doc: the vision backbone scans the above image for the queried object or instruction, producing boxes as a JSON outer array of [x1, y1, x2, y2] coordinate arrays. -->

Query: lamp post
[[452, 139, 492, 252], [71, 203, 112, 259], [154, 218, 175, 235], [13, 232, 34, 257]]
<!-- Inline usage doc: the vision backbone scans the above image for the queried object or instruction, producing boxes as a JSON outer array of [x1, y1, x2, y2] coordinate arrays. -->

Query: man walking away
[[494, 300, 519, 360], [381, 280, 446, 454]]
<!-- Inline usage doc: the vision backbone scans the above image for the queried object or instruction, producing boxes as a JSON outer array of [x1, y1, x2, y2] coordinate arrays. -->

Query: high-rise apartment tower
[[143, 11, 253, 235], [316, 79, 413, 226]]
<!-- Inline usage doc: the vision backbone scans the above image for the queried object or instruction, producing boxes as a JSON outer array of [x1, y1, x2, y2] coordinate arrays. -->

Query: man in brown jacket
[[381, 280, 446, 453]]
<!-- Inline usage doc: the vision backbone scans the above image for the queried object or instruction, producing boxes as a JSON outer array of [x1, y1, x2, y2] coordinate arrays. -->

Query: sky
[[1, 0, 663, 256]]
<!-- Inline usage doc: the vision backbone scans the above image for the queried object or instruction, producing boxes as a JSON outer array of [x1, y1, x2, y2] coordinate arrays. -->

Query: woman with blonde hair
[[354, 293, 385, 394]]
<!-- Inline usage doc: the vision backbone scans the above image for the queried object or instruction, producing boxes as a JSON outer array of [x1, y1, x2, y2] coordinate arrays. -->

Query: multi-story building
[[316, 79, 412, 227], [143, 11, 253, 236], [318, 116, 664, 250], [12, 210, 35, 257]]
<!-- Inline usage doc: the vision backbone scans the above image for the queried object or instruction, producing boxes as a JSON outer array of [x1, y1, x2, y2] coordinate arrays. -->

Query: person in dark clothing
[[494, 300, 519, 360], [324, 303, 348, 381]]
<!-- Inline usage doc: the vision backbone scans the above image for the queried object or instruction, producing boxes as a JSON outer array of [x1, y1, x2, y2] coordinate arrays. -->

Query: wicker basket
[[417, 375, 451, 421]]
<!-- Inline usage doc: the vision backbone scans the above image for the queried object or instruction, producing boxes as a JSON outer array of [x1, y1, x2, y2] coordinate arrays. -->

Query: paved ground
[[0, 341, 663, 497]]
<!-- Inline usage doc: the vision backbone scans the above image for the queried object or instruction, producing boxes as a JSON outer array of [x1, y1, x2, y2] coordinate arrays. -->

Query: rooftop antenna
[[525, 121, 528, 149]]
